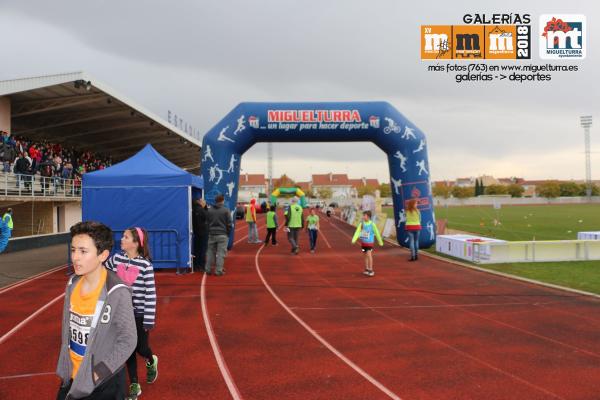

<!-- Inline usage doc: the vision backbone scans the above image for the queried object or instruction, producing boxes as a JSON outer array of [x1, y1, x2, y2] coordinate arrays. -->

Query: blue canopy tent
[[83, 144, 202, 269]]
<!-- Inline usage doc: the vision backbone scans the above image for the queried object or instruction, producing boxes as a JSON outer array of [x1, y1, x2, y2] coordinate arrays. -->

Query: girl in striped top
[[106, 227, 158, 399]]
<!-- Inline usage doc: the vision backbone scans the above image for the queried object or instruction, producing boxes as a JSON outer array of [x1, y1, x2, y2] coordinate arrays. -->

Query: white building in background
[[349, 177, 380, 197], [455, 177, 475, 187], [238, 173, 267, 201], [311, 173, 353, 199]]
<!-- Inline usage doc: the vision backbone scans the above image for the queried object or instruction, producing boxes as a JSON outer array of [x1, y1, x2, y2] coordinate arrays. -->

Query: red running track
[[1, 213, 600, 399]]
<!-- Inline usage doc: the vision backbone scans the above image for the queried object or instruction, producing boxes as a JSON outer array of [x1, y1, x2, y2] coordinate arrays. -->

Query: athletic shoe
[[215, 271, 225, 276], [127, 383, 142, 399], [310, 250, 315, 254], [204, 270, 212, 275], [367, 270, 375, 277], [146, 355, 158, 383], [362, 269, 370, 276]]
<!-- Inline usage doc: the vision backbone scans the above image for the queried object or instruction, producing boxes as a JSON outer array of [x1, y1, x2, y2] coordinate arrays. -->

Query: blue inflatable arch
[[201, 102, 436, 249]]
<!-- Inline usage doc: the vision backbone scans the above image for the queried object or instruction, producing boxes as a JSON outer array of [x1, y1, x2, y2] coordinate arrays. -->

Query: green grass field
[[383, 204, 600, 294]]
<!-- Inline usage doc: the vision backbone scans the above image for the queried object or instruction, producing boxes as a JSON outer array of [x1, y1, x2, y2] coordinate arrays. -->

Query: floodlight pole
[[267, 142, 273, 194], [581, 115, 593, 199]]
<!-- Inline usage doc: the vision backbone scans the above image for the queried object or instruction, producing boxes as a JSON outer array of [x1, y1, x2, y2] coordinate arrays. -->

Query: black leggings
[[56, 367, 126, 400], [264, 228, 277, 244], [126, 315, 154, 384]]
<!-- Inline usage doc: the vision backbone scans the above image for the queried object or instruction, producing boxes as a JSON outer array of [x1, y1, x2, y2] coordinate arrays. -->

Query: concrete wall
[[61, 202, 82, 232], [5, 232, 70, 254], [0, 96, 10, 133], [2, 200, 81, 237]]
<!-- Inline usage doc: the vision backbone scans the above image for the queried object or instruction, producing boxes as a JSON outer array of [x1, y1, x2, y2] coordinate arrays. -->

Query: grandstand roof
[[0, 72, 201, 171]]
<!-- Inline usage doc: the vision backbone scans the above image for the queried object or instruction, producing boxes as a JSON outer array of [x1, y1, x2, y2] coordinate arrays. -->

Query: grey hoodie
[[56, 270, 137, 399], [206, 203, 232, 236]]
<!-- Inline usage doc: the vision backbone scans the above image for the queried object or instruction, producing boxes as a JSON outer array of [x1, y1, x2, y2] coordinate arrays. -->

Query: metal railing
[[111, 229, 181, 268], [1, 172, 80, 198], [67, 229, 182, 270]]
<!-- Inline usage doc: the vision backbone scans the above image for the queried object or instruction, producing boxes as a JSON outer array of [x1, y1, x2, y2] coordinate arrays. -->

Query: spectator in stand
[[1, 131, 12, 146], [54, 153, 63, 175], [74, 176, 81, 194], [41, 164, 53, 193], [24, 150, 32, 173], [28, 144, 39, 172], [14, 153, 31, 189], [1, 137, 16, 173], [0, 133, 110, 185], [62, 160, 73, 179], [77, 165, 85, 177]]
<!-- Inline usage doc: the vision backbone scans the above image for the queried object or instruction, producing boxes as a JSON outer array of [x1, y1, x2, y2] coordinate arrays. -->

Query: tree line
[[432, 179, 599, 199]]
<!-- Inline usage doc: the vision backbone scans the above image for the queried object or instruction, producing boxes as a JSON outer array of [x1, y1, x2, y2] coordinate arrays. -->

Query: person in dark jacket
[[1, 141, 16, 173], [13, 153, 31, 189], [204, 194, 232, 276], [192, 197, 209, 272]]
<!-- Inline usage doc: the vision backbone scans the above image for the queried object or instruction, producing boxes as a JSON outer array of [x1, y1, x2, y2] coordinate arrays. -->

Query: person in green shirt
[[285, 197, 304, 255], [264, 205, 278, 246], [305, 208, 320, 253]]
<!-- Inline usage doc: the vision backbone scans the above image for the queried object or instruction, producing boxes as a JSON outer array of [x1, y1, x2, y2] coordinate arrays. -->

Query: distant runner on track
[[351, 210, 383, 277]]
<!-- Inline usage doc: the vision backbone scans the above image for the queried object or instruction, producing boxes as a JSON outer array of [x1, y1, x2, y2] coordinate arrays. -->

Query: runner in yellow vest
[[405, 198, 422, 261], [284, 197, 304, 254], [264, 206, 278, 246], [245, 199, 261, 244]]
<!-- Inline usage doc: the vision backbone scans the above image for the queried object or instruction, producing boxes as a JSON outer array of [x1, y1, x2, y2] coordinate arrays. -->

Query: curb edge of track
[[0, 263, 68, 294], [330, 215, 600, 300], [416, 249, 600, 300]]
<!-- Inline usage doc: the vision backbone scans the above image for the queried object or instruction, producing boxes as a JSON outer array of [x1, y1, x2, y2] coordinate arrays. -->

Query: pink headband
[[135, 227, 145, 247]]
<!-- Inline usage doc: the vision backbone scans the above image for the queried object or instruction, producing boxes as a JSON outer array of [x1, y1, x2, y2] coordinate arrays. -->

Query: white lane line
[[0, 264, 68, 294], [290, 301, 558, 311], [0, 371, 55, 380], [0, 293, 65, 346], [254, 245, 402, 400], [319, 218, 569, 399], [317, 227, 333, 249], [200, 273, 243, 400]]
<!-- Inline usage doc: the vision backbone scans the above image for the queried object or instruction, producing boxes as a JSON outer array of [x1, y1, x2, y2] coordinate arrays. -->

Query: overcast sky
[[0, 0, 597, 182]]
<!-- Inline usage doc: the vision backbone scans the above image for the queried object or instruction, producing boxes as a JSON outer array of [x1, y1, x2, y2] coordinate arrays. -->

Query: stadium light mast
[[581, 115, 593, 199], [267, 142, 273, 193]]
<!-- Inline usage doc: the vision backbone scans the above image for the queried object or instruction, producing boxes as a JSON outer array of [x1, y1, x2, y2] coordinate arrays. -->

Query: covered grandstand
[[0, 72, 202, 237]]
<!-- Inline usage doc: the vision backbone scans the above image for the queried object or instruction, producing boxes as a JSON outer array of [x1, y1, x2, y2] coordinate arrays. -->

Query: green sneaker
[[146, 355, 158, 384], [126, 383, 142, 399]]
